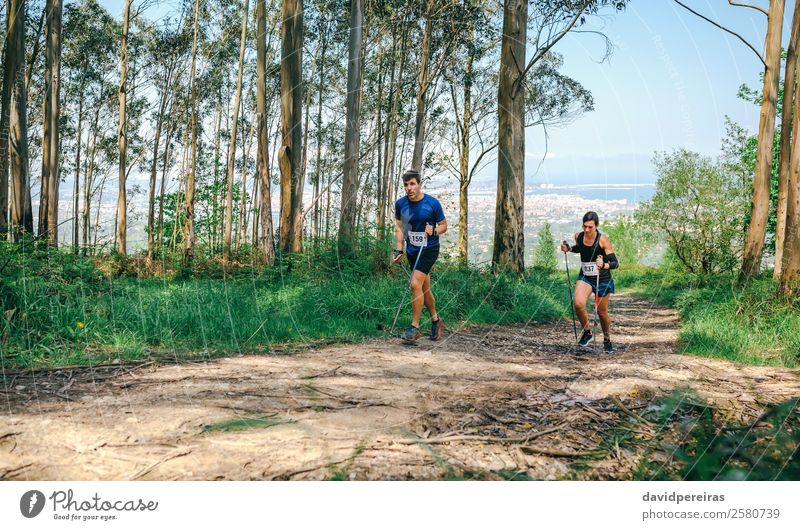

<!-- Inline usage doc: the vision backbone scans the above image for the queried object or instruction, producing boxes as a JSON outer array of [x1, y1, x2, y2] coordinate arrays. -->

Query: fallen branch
[[519, 445, 595, 458], [394, 424, 565, 445], [299, 365, 342, 380], [612, 397, 653, 425], [129, 450, 192, 480], [0, 462, 32, 479]]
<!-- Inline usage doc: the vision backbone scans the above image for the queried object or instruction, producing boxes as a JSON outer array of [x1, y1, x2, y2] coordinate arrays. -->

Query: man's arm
[[393, 218, 406, 263], [395, 218, 405, 250], [428, 200, 447, 236]]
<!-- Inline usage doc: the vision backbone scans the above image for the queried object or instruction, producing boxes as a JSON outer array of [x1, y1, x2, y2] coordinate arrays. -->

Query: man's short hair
[[402, 170, 421, 184]]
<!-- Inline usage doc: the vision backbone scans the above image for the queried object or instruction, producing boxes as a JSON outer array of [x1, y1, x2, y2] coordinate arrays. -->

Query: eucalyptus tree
[[493, 0, 628, 273], [141, 17, 191, 260], [337, 0, 364, 256], [277, 0, 304, 253], [740, 0, 785, 280], [62, 0, 119, 253]]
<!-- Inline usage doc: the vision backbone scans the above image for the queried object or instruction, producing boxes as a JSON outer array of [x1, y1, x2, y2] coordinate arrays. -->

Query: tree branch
[[728, 0, 768, 17], [514, 2, 591, 97], [674, 0, 766, 67]]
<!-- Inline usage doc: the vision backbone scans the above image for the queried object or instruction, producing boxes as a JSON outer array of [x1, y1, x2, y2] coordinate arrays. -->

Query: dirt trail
[[1, 294, 798, 480]]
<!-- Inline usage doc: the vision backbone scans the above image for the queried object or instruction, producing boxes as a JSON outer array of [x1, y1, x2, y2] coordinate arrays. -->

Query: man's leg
[[573, 281, 592, 330], [597, 294, 612, 339], [422, 272, 438, 321], [410, 270, 427, 328]]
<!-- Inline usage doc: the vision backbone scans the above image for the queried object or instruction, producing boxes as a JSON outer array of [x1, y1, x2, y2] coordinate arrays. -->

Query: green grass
[[201, 415, 290, 433], [3, 241, 799, 370], [631, 390, 800, 480], [617, 267, 800, 368], [0, 242, 574, 370]]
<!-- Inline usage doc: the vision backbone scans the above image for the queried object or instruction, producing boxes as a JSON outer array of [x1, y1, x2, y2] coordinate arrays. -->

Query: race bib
[[408, 231, 428, 247], [581, 262, 598, 276]]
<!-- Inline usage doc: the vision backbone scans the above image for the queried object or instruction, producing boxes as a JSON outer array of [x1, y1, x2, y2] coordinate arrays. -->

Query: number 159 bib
[[409, 231, 428, 247]]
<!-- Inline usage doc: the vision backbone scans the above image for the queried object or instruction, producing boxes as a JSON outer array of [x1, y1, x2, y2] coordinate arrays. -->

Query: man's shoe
[[430, 317, 444, 341], [603, 338, 614, 353], [578, 329, 594, 348], [401, 326, 421, 342]]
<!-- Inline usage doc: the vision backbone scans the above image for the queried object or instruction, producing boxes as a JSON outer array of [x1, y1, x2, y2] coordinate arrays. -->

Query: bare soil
[[1, 294, 798, 480]]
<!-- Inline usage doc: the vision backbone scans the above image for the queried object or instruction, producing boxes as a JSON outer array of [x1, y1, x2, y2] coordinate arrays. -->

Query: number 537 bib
[[408, 231, 428, 247]]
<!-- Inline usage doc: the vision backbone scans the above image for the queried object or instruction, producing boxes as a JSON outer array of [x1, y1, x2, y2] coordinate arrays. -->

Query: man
[[393, 170, 447, 342], [560, 211, 619, 352]]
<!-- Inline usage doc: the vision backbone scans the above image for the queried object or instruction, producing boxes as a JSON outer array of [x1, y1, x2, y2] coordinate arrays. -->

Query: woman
[[561, 211, 619, 352]]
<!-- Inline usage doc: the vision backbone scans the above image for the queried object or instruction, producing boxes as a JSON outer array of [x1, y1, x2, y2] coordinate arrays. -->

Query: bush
[[602, 216, 656, 268], [637, 149, 748, 274], [533, 222, 557, 272]]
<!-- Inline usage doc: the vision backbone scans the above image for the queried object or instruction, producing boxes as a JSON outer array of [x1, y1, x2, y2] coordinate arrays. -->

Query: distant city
[[51, 174, 657, 265], [429, 180, 656, 265]]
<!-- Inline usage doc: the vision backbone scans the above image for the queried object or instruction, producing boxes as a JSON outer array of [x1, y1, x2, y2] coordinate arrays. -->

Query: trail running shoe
[[402, 326, 421, 342], [430, 317, 444, 341], [603, 338, 614, 353], [578, 329, 594, 348]]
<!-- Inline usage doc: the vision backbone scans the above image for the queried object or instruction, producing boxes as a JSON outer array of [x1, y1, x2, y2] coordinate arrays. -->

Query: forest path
[[2, 294, 798, 480]]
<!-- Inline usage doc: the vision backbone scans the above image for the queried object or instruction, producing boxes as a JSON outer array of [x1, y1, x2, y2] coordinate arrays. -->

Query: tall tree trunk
[[147, 93, 167, 261], [312, 23, 327, 241], [72, 93, 83, 252], [458, 39, 474, 265], [0, 98, 7, 236], [236, 108, 255, 254], [256, 0, 275, 264], [776, 0, 800, 279], [338, 0, 363, 256], [25, 6, 46, 93], [82, 103, 101, 255], [173, 142, 188, 252], [184, 0, 201, 263], [224, 0, 249, 263], [374, 46, 384, 240], [82, 131, 93, 255], [251, 156, 259, 252], [410, 0, 432, 173], [492, 0, 527, 274], [37, 1, 50, 238], [277, 0, 304, 253], [0, 0, 14, 235], [781, 2, 800, 294], [157, 102, 175, 257], [43, 0, 61, 246], [376, 23, 397, 241], [93, 172, 108, 250], [211, 103, 222, 250], [116, 0, 132, 256], [39, 7, 51, 239], [300, 44, 317, 243], [8, 0, 32, 238], [741, 0, 785, 280], [382, 21, 408, 236]]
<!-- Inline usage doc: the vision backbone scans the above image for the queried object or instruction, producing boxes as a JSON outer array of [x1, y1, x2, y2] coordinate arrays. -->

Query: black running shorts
[[406, 246, 440, 275]]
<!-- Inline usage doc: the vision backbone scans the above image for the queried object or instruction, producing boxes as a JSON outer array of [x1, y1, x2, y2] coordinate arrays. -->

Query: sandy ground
[[1, 294, 798, 480]]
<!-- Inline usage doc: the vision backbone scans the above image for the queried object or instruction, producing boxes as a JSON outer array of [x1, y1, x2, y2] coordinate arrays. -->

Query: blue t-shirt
[[395, 194, 445, 254]]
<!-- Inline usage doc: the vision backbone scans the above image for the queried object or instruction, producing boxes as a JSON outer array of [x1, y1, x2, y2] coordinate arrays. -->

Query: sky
[[522, 0, 795, 184]]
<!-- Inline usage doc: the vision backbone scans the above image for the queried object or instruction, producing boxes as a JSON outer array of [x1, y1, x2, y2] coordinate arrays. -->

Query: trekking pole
[[593, 268, 600, 339], [562, 241, 578, 343]]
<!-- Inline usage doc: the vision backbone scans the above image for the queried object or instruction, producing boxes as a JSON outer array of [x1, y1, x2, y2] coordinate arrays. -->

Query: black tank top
[[577, 231, 611, 282]]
